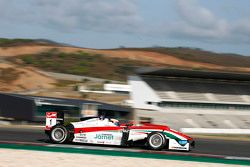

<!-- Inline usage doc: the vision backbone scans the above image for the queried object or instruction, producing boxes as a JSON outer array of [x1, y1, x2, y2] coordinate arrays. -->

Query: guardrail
[[180, 128, 250, 135]]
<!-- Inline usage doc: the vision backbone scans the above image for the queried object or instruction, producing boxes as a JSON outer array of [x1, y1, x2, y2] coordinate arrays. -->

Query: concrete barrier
[[180, 128, 250, 135]]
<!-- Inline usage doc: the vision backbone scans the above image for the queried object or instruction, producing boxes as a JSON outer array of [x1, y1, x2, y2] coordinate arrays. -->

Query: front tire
[[147, 132, 166, 150], [50, 125, 68, 144]]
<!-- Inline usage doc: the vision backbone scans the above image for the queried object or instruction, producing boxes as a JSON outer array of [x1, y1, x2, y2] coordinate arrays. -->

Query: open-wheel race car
[[45, 112, 195, 151]]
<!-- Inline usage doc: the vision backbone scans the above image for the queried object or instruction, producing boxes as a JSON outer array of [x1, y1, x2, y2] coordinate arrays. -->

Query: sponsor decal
[[76, 136, 86, 139], [94, 134, 114, 140], [79, 133, 86, 137], [75, 138, 88, 142], [170, 146, 187, 150], [46, 112, 57, 118], [76, 132, 87, 139]]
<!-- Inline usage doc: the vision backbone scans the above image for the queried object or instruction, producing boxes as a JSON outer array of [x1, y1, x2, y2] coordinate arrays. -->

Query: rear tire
[[50, 125, 68, 144], [147, 132, 166, 150]]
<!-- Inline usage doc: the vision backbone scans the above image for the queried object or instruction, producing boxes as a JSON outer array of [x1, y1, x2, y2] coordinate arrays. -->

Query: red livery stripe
[[168, 129, 192, 140], [74, 126, 123, 134], [129, 126, 168, 130]]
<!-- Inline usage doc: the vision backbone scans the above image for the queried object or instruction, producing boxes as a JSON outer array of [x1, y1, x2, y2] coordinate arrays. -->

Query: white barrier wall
[[104, 84, 131, 93], [128, 76, 160, 110], [181, 128, 250, 134]]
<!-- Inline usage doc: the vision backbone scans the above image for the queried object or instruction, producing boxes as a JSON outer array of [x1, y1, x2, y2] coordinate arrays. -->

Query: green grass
[[9, 50, 153, 81]]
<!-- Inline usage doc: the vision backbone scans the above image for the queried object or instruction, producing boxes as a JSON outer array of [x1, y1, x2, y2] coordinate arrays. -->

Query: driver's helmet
[[99, 115, 105, 120]]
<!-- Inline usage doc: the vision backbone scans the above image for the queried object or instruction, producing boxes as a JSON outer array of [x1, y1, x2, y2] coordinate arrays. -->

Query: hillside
[[9, 49, 153, 81], [1, 38, 250, 84], [0, 39, 250, 68], [123, 47, 250, 68], [0, 38, 61, 47]]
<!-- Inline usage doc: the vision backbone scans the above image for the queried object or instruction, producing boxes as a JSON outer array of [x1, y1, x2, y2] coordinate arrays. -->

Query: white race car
[[45, 112, 195, 151]]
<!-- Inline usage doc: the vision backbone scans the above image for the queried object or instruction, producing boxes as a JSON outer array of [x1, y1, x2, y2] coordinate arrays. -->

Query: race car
[[45, 111, 195, 151]]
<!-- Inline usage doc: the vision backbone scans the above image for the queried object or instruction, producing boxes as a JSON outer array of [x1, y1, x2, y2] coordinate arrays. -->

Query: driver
[[97, 115, 109, 126], [98, 115, 120, 126]]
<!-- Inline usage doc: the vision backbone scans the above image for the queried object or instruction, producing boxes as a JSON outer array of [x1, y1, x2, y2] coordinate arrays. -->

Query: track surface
[[0, 127, 250, 158]]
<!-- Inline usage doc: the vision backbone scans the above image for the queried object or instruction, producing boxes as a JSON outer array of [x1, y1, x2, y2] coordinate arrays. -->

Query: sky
[[1, 0, 250, 55]]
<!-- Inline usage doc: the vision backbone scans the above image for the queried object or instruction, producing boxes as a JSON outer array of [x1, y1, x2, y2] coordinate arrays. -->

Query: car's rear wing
[[45, 111, 64, 131]]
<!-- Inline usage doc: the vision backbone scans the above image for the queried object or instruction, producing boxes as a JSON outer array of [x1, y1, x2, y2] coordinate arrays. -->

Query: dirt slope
[[0, 62, 56, 92], [0, 46, 81, 57]]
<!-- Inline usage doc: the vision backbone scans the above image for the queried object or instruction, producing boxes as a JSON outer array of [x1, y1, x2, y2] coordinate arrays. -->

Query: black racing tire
[[188, 140, 195, 152], [49, 125, 69, 144], [147, 132, 166, 150], [65, 124, 75, 143]]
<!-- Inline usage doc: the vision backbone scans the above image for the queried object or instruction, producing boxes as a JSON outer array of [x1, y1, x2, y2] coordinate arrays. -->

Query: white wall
[[128, 76, 160, 110], [104, 84, 131, 92]]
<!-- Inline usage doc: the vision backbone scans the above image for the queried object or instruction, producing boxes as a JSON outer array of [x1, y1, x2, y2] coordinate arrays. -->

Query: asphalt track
[[0, 127, 250, 159]]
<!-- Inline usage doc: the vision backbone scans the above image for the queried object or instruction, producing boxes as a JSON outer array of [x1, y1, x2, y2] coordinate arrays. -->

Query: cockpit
[[80, 117, 120, 127]]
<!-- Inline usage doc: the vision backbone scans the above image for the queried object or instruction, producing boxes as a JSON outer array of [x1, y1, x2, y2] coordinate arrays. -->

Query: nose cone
[[170, 128, 193, 140]]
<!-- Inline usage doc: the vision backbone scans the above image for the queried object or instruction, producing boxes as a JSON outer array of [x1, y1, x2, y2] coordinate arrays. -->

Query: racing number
[[46, 118, 56, 127]]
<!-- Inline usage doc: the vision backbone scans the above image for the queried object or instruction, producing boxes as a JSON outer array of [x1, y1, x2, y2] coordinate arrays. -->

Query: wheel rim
[[149, 134, 163, 148], [52, 128, 65, 142]]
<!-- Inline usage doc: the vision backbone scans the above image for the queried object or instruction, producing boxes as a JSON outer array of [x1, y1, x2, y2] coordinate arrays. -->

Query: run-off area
[[0, 148, 243, 167]]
